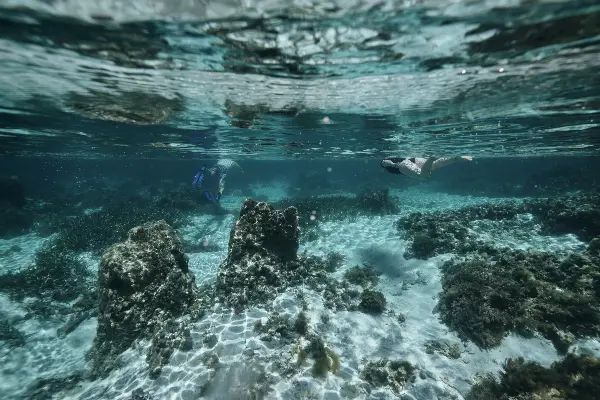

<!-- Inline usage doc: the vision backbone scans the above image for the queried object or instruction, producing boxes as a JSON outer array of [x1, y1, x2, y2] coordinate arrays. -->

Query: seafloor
[[1, 162, 600, 400]]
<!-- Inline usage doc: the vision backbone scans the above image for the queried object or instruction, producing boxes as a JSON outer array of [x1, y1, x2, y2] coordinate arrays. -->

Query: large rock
[[215, 199, 300, 310], [215, 199, 388, 315], [0, 176, 26, 208], [88, 220, 198, 378], [0, 176, 32, 238]]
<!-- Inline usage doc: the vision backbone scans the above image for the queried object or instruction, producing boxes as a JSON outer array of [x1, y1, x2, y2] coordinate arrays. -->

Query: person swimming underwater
[[381, 156, 473, 180], [192, 158, 243, 201]]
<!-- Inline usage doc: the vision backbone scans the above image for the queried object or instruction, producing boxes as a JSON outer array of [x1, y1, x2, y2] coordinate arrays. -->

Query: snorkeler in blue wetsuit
[[192, 159, 243, 202], [192, 166, 222, 202]]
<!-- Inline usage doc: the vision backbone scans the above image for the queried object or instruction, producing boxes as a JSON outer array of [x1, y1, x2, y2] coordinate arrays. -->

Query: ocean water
[[2, 1, 600, 399]]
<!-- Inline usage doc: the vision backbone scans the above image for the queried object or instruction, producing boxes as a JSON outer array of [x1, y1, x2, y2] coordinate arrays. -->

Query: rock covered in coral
[[359, 289, 387, 314], [231, 198, 300, 262], [215, 199, 390, 314], [0, 240, 90, 302], [361, 359, 416, 393], [215, 199, 300, 309], [0, 176, 26, 208], [398, 192, 600, 259], [355, 187, 399, 214], [88, 220, 198, 378], [437, 247, 600, 353], [466, 354, 600, 400], [0, 202, 33, 239]]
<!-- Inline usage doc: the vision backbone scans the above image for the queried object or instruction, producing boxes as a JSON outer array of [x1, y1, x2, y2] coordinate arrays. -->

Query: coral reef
[[436, 247, 600, 353], [54, 195, 186, 254], [324, 252, 346, 272], [344, 265, 381, 287], [0, 240, 91, 302], [87, 220, 199, 379], [361, 359, 416, 394], [305, 336, 341, 378], [215, 199, 386, 313], [255, 312, 341, 379], [355, 186, 400, 214], [0, 176, 26, 207], [466, 354, 600, 400], [272, 188, 399, 242], [359, 290, 387, 314], [398, 192, 600, 259], [424, 339, 462, 359], [0, 319, 26, 348]]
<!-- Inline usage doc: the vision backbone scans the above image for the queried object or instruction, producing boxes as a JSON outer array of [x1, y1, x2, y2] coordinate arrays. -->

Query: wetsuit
[[381, 158, 416, 175]]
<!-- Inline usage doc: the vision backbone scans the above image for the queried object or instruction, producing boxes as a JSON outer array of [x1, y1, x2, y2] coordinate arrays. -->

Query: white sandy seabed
[[1, 187, 600, 400]]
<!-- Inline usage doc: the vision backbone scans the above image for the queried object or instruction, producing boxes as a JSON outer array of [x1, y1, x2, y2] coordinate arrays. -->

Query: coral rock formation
[[88, 220, 198, 378], [215, 199, 300, 311]]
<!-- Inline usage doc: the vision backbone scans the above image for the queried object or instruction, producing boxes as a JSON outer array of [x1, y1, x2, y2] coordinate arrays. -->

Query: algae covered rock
[[88, 220, 198, 378], [215, 199, 389, 314], [215, 199, 300, 310], [466, 354, 600, 400], [359, 289, 387, 314], [361, 359, 416, 393], [437, 248, 600, 353], [0, 240, 90, 302]]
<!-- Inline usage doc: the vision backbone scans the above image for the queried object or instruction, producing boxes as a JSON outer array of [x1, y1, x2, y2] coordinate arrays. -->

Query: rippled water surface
[[1, 0, 599, 158]]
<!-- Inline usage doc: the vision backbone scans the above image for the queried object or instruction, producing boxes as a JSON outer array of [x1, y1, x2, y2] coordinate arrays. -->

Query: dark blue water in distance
[[1, 1, 600, 400]]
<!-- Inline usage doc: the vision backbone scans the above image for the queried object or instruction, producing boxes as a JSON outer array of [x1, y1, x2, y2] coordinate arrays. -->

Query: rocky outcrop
[[0, 176, 26, 207], [215, 199, 390, 315], [88, 220, 198, 379], [0, 176, 33, 237], [215, 199, 300, 311]]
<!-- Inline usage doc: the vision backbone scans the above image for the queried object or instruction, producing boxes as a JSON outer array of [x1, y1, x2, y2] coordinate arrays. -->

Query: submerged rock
[[0, 176, 26, 208], [0, 201, 34, 238], [398, 192, 600, 259], [0, 240, 90, 303], [88, 220, 198, 379], [466, 354, 600, 400], [437, 248, 600, 353], [24, 372, 83, 400], [215, 199, 300, 310], [361, 359, 416, 394], [359, 289, 387, 314], [215, 199, 387, 314]]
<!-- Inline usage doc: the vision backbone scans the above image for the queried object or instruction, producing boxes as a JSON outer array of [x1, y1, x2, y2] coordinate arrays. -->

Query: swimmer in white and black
[[381, 156, 473, 180]]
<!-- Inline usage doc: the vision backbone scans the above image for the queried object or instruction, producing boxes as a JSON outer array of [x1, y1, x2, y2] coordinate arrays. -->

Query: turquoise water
[[1, 2, 600, 400]]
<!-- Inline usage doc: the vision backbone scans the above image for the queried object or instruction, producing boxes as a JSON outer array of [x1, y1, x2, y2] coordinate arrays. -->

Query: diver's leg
[[420, 157, 436, 177], [431, 156, 472, 171], [397, 159, 425, 180]]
